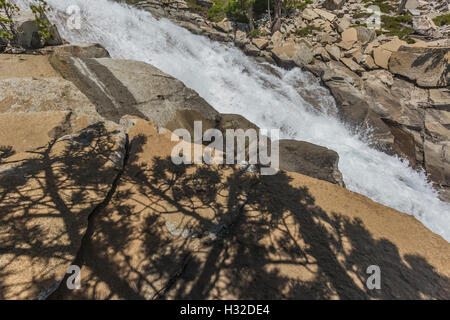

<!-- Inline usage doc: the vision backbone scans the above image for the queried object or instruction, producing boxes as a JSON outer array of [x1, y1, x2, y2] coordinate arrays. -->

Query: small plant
[[0, 0, 53, 49], [380, 15, 415, 43], [0, 0, 20, 44], [362, 0, 395, 14], [208, 0, 227, 22], [29, 0, 53, 44], [283, 0, 312, 11], [433, 14, 450, 27], [247, 29, 260, 37], [207, 0, 249, 24], [293, 24, 321, 37], [187, 0, 209, 16]]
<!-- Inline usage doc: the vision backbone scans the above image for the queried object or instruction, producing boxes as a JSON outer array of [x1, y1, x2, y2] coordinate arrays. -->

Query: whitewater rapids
[[13, 0, 450, 241]]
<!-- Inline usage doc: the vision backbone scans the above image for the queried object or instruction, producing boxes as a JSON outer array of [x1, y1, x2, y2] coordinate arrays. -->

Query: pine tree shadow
[[0, 122, 123, 299], [47, 133, 450, 300]]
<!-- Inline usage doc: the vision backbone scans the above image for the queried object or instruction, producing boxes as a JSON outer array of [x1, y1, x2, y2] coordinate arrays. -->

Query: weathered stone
[[244, 43, 260, 56], [14, 9, 62, 49], [322, 61, 363, 87], [355, 26, 376, 45], [325, 44, 341, 61], [341, 27, 358, 42], [361, 55, 378, 69], [425, 109, 450, 141], [324, 0, 347, 10], [325, 80, 394, 148], [335, 16, 352, 33], [399, 0, 419, 12], [270, 31, 283, 46], [336, 40, 355, 50], [215, 18, 233, 33], [278, 140, 345, 187], [373, 38, 408, 69], [313, 9, 336, 22], [49, 56, 220, 126], [235, 30, 250, 47], [429, 89, 450, 109], [252, 38, 269, 50], [389, 46, 450, 87], [413, 15, 437, 35], [424, 140, 450, 188], [340, 57, 365, 73], [302, 8, 319, 21], [315, 46, 331, 62], [271, 43, 314, 68], [50, 43, 110, 59]]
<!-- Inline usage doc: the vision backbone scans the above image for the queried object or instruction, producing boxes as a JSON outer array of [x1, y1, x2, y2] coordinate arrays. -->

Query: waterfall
[[12, 0, 450, 241]]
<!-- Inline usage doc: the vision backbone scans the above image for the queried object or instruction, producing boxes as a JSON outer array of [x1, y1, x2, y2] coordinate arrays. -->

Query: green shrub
[[187, 0, 209, 15], [362, 0, 395, 13], [208, 0, 249, 24], [30, 0, 53, 44], [0, 0, 20, 44], [0, 0, 53, 48], [208, 0, 227, 22], [283, 0, 312, 11], [247, 29, 260, 37], [293, 24, 321, 36], [433, 14, 450, 27], [380, 15, 415, 43]]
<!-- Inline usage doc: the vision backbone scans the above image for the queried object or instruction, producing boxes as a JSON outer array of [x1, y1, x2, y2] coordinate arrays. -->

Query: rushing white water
[[14, 0, 450, 240]]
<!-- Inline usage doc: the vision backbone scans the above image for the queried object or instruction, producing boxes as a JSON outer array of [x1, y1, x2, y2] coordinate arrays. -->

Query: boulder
[[389, 46, 450, 87], [399, 0, 419, 12], [429, 88, 450, 109], [244, 43, 260, 56], [323, 0, 346, 10], [335, 17, 352, 33], [373, 38, 408, 69], [355, 27, 376, 45], [341, 27, 357, 43], [278, 140, 345, 187], [340, 57, 365, 73], [325, 80, 395, 149], [325, 44, 341, 61], [341, 27, 376, 45], [215, 18, 233, 33], [302, 8, 319, 21], [50, 43, 111, 59], [49, 55, 220, 127], [252, 38, 269, 50], [424, 140, 450, 188], [412, 16, 438, 36], [321, 60, 363, 87], [313, 9, 336, 22], [271, 42, 314, 68], [14, 9, 62, 49]]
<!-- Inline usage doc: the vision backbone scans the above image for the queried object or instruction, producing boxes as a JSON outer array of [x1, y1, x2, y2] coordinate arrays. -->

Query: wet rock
[[14, 9, 62, 49], [271, 42, 314, 68], [278, 140, 345, 187], [49, 56, 220, 126]]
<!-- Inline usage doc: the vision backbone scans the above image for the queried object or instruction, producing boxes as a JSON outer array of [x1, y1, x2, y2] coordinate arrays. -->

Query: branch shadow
[[46, 134, 450, 300]]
